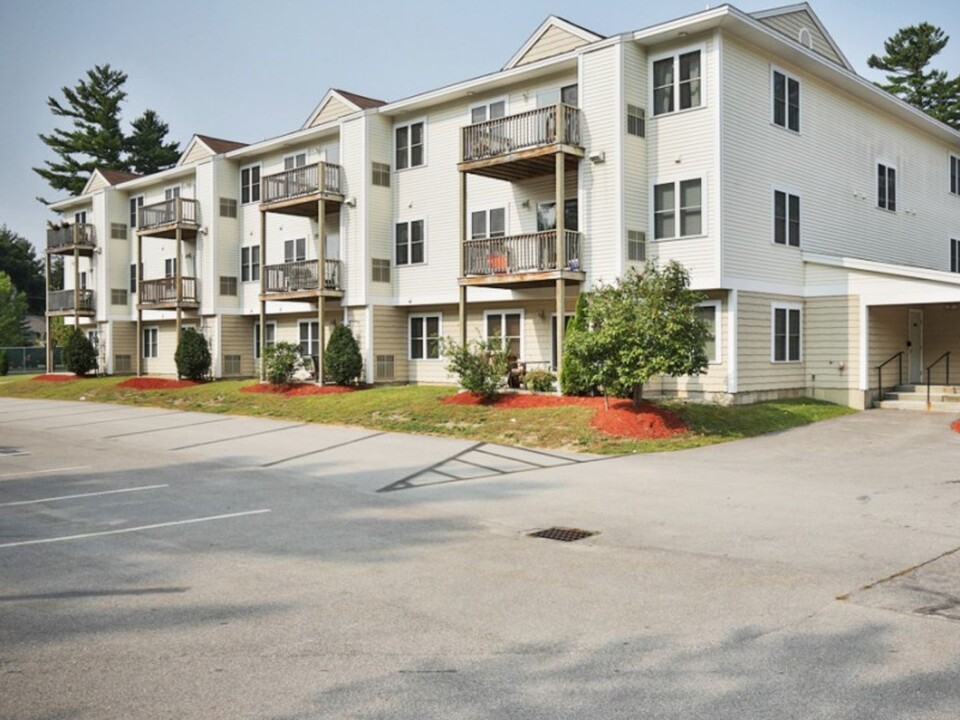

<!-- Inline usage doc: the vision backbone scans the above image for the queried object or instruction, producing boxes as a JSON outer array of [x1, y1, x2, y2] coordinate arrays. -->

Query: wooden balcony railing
[[462, 104, 581, 163], [463, 230, 582, 276], [47, 288, 95, 312], [261, 162, 343, 204], [139, 277, 198, 305], [263, 259, 342, 293], [47, 224, 96, 250], [139, 198, 200, 230]]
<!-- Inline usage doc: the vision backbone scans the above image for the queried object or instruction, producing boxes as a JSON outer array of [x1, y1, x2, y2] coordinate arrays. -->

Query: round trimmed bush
[[63, 328, 97, 377], [174, 327, 211, 381], [323, 324, 363, 385]]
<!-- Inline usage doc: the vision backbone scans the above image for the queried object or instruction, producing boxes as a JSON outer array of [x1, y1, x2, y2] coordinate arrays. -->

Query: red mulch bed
[[241, 383, 359, 396], [32, 374, 79, 382], [441, 392, 688, 440], [951, 420, 960, 434], [117, 378, 198, 390]]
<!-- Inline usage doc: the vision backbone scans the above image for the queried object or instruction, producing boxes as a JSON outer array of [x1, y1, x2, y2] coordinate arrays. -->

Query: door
[[908, 309, 923, 384]]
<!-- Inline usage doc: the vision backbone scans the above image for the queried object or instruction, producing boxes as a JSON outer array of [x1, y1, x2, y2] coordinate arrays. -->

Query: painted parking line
[[0, 465, 91, 480], [47, 411, 185, 430], [104, 417, 234, 439], [0, 509, 272, 549], [0, 484, 168, 508], [169, 422, 306, 451], [0, 406, 125, 424], [261, 432, 386, 467]]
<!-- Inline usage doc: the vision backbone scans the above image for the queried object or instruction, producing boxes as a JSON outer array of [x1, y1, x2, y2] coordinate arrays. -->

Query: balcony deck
[[259, 259, 344, 301], [46, 289, 95, 316], [459, 230, 585, 289], [260, 162, 344, 217], [138, 277, 200, 310], [138, 198, 200, 239], [46, 224, 96, 256], [458, 104, 583, 181]]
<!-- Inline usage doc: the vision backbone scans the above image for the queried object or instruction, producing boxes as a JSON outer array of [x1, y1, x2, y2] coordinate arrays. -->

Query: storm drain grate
[[0, 447, 27, 457], [528, 527, 597, 542]]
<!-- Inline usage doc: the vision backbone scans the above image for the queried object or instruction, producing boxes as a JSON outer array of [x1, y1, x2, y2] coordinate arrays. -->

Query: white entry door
[[908, 309, 923, 384]]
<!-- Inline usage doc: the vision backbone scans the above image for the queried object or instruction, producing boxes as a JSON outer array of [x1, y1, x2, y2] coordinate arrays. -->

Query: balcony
[[261, 259, 343, 301], [460, 230, 585, 288], [138, 198, 200, 239], [46, 224, 96, 255], [139, 277, 199, 309], [260, 162, 344, 217], [459, 104, 583, 181], [47, 288, 95, 316]]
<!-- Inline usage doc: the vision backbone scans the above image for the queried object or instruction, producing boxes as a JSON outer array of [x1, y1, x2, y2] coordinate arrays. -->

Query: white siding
[[756, 10, 846, 68], [623, 41, 648, 274]]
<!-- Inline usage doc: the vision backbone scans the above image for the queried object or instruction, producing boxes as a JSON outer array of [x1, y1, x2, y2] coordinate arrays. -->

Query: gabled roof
[[504, 15, 604, 70], [750, 3, 853, 71], [302, 88, 386, 129], [81, 168, 142, 195], [177, 134, 248, 167]]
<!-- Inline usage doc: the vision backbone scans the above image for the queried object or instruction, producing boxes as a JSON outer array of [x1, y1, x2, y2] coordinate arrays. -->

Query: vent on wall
[[798, 27, 813, 49], [223, 355, 242, 376], [376, 354, 395, 380], [114, 355, 132, 373], [627, 230, 646, 262]]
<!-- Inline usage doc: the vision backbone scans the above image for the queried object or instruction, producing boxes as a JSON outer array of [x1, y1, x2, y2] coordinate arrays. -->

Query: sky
[[0, 0, 957, 253]]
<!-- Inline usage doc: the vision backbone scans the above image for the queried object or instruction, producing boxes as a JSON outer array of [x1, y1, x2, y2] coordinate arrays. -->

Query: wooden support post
[[44, 250, 51, 372], [136, 234, 143, 377], [317, 199, 326, 383], [556, 279, 566, 382], [259, 211, 267, 381], [555, 152, 565, 270], [459, 171, 468, 347], [73, 245, 79, 330], [175, 226, 182, 340]]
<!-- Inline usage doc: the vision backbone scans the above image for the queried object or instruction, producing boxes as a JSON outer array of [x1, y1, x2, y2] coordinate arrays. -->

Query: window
[[952, 239, 960, 273], [241, 165, 260, 204], [772, 305, 802, 362], [74, 211, 87, 225], [694, 302, 720, 364], [110, 223, 127, 240], [395, 121, 424, 170], [143, 327, 158, 358], [627, 230, 646, 262], [284, 153, 307, 170], [254, 322, 276, 359], [654, 179, 702, 239], [299, 321, 320, 358], [878, 163, 897, 211], [471, 208, 506, 239], [772, 69, 800, 132], [165, 186, 180, 201], [627, 104, 646, 137], [774, 190, 801, 247], [396, 220, 425, 266], [470, 99, 506, 124], [652, 50, 701, 115], [372, 258, 391, 283], [950, 154, 959, 196], [561, 84, 578, 107], [409, 314, 441, 360], [537, 199, 578, 232], [372, 162, 391, 187], [284, 238, 306, 263], [129, 264, 138, 294], [241, 246, 260, 282], [111, 289, 128, 305], [485, 311, 522, 358], [79, 271, 87, 290], [536, 84, 578, 108], [220, 276, 238, 296], [165, 258, 177, 278], [220, 198, 238, 218], [129, 196, 143, 228]]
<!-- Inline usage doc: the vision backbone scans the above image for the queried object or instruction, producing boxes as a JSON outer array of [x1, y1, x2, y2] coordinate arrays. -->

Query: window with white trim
[[694, 302, 720, 364], [284, 153, 307, 170], [254, 322, 276, 359], [74, 211, 87, 225], [652, 50, 701, 116], [165, 258, 177, 278], [220, 276, 238, 296], [485, 311, 522, 358], [395, 121, 424, 170], [654, 179, 702, 239], [772, 69, 800, 132], [409, 314, 441, 360], [627, 230, 646, 262], [220, 198, 238, 218], [396, 220, 424, 266], [877, 162, 897, 211], [165, 186, 180, 201], [129, 195, 143, 228], [241, 246, 260, 282], [130, 264, 138, 293], [371, 258, 391, 283], [951, 238, 960, 273], [772, 305, 802, 363], [470, 99, 506, 124], [284, 238, 306, 263], [143, 327, 158, 358], [79, 271, 87, 290], [626, 104, 646, 137], [950, 154, 959, 196], [299, 320, 320, 358], [372, 162, 391, 187], [470, 208, 506, 239], [241, 165, 260, 204], [774, 190, 800, 247]]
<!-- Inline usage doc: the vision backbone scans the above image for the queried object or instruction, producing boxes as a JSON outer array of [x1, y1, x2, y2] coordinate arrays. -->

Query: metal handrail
[[875, 351, 904, 400], [926, 351, 951, 405]]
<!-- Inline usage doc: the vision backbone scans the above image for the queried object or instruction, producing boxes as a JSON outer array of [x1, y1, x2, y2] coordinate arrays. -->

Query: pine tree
[[126, 109, 181, 175], [0, 272, 29, 347], [0, 226, 45, 315], [868, 23, 960, 129], [34, 65, 129, 198]]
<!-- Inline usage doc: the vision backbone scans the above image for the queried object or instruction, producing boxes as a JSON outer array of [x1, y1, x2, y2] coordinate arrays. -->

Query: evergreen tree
[[126, 109, 181, 174], [323, 324, 363, 385], [0, 226, 45, 314], [0, 272, 29, 347], [868, 23, 960, 129], [560, 293, 595, 396], [34, 65, 129, 198]]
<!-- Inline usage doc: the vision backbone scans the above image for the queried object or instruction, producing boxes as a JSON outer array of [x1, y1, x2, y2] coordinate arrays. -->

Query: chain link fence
[[0, 347, 63, 374]]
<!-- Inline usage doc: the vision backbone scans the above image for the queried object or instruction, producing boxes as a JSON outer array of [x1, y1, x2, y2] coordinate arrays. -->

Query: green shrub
[[560, 293, 596, 396], [0, 351, 8, 376], [174, 327, 211, 381], [323, 324, 363, 385], [63, 328, 97, 376], [263, 341, 301, 385], [524, 369, 556, 393], [444, 337, 508, 400]]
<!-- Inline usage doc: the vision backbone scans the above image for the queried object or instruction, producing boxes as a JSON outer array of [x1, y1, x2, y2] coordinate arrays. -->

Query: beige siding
[[372, 305, 410, 382], [516, 26, 590, 67], [111, 320, 137, 374], [86, 173, 110, 193], [366, 114, 396, 303], [181, 140, 214, 167], [923, 306, 960, 385], [140, 321, 179, 376], [804, 295, 859, 392], [310, 97, 353, 127], [737, 291, 806, 392], [868, 305, 909, 390], [220, 314, 256, 377], [756, 10, 846, 67]]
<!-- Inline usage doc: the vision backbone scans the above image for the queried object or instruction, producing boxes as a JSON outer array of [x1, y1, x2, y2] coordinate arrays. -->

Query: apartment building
[[45, 3, 960, 409]]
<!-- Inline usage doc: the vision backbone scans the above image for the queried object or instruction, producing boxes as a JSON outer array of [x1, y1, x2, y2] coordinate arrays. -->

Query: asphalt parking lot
[[1, 397, 959, 719]]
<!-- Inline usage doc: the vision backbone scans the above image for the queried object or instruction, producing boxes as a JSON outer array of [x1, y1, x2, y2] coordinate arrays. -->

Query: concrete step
[[883, 392, 960, 403], [877, 399, 960, 413], [892, 384, 960, 395]]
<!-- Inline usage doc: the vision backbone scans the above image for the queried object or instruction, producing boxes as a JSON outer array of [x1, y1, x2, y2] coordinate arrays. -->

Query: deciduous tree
[[0, 272, 29, 346], [0, 226, 45, 314]]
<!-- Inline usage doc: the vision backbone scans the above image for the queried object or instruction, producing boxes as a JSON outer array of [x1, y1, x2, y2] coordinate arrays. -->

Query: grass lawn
[[0, 375, 856, 454]]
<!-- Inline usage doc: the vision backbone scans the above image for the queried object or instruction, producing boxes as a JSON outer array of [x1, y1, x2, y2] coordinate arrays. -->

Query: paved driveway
[[1, 397, 958, 719]]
